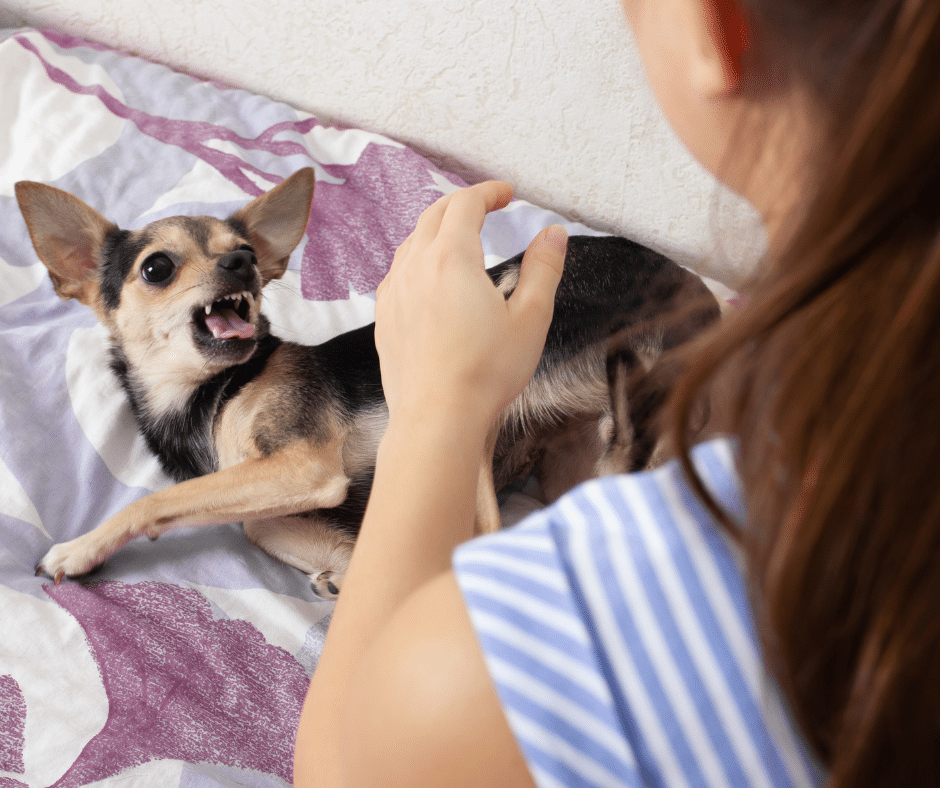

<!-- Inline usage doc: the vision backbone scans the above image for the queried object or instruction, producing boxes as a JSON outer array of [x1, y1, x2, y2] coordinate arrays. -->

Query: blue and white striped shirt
[[453, 438, 824, 788]]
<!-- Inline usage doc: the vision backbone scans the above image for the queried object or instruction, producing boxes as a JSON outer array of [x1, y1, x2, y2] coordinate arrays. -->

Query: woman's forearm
[[293, 408, 489, 786], [338, 408, 489, 617], [293, 183, 565, 787]]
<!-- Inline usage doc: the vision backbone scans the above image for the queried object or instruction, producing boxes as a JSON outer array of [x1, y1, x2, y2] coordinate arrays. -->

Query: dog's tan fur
[[17, 168, 722, 599], [113, 223, 268, 418], [19, 170, 513, 597], [38, 438, 353, 593]]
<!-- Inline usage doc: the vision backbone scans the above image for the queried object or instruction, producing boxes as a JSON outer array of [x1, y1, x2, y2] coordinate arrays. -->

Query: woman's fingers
[[381, 232, 413, 292], [510, 225, 567, 323], [375, 181, 566, 426], [405, 181, 512, 260], [438, 181, 513, 244], [408, 193, 451, 248], [381, 181, 512, 293]]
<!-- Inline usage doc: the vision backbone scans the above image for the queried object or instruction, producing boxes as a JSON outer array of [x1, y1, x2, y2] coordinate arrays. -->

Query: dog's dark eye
[[140, 254, 175, 285]]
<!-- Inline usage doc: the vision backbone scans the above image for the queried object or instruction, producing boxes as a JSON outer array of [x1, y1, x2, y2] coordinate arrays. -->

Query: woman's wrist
[[383, 393, 494, 451], [380, 403, 492, 468], [353, 400, 491, 579]]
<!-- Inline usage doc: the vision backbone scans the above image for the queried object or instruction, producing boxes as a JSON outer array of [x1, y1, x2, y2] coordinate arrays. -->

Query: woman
[[294, 0, 940, 785]]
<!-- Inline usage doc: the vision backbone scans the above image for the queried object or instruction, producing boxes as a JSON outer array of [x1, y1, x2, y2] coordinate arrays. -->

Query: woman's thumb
[[512, 225, 567, 320]]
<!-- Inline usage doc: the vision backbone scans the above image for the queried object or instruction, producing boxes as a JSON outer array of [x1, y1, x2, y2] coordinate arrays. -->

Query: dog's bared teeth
[[200, 292, 254, 332]]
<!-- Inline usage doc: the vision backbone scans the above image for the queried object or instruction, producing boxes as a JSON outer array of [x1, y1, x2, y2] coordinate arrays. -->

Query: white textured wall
[[0, 0, 763, 286]]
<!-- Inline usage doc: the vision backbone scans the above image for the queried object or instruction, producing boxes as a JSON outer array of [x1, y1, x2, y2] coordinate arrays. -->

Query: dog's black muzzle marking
[[217, 249, 257, 289], [190, 250, 265, 363]]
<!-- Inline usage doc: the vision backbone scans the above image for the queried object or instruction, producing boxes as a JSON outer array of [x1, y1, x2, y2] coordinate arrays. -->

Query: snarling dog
[[16, 169, 719, 598]]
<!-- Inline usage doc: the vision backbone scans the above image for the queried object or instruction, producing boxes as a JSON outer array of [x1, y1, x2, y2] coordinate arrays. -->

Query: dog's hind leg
[[538, 414, 609, 503], [474, 425, 502, 535], [244, 515, 354, 600], [598, 342, 646, 475]]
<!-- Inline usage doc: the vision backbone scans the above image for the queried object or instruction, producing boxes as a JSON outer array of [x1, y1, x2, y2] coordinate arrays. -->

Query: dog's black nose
[[217, 249, 255, 272]]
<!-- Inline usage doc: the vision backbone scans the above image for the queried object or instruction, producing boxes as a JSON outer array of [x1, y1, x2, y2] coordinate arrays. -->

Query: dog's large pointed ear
[[229, 168, 315, 282], [15, 181, 116, 308]]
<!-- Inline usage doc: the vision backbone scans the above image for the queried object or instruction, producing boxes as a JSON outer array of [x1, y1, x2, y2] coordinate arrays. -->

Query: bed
[[0, 28, 730, 787]]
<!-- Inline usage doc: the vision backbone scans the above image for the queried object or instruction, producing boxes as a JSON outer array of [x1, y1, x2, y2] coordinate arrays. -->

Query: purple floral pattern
[[0, 675, 26, 775], [44, 581, 308, 787], [0, 26, 592, 787]]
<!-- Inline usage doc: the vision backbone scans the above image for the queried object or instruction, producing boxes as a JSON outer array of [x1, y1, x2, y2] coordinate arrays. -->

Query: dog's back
[[188, 235, 716, 539], [200, 235, 720, 528], [488, 235, 720, 496]]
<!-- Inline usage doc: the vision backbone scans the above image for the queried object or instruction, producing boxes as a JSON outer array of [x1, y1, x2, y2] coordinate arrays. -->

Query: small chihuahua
[[16, 169, 719, 598]]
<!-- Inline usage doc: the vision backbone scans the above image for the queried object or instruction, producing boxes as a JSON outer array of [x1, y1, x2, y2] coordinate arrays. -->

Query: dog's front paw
[[309, 570, 344, 600], [35, 537, 108, 583]]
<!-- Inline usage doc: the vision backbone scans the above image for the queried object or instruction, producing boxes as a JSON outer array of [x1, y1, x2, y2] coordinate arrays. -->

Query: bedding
[[0, 29, 730, 787]]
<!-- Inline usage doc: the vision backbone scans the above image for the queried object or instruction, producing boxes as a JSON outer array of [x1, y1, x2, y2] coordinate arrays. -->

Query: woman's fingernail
[[545, 225, 568, 252]]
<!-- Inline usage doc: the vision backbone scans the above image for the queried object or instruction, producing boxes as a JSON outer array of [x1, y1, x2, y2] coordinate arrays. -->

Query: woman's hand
[[375, 181, 568, 431], [295, 181, 566, 788]]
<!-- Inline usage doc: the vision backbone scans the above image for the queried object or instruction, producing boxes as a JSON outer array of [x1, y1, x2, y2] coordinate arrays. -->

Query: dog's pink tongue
[[205, 308, 255, 340]]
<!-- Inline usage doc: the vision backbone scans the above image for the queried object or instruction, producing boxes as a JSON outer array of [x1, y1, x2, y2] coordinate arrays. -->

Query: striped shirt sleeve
[[453, 438, 824, 788]]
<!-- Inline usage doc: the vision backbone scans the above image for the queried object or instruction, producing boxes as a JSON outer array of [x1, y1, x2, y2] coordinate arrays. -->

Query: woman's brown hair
[[669, 0, 940, 784]]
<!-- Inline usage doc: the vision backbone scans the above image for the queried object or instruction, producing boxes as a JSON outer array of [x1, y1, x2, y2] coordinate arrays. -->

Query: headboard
[[0, 0, 762, 289]]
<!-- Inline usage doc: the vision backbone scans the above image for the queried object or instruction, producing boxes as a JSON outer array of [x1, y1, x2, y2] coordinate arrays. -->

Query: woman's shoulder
[[453, 437, 824, 788], [455, 437, 746, 605], [453, 437, 754, 693]]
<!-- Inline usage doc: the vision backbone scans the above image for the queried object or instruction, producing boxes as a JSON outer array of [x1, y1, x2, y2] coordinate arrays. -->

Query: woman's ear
[[689, 0, 750, 96]]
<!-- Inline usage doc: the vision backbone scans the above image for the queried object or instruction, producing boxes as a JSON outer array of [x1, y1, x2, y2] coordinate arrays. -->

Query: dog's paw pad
[[36, 539, 106, 583], [309, 570, 342, 600]]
